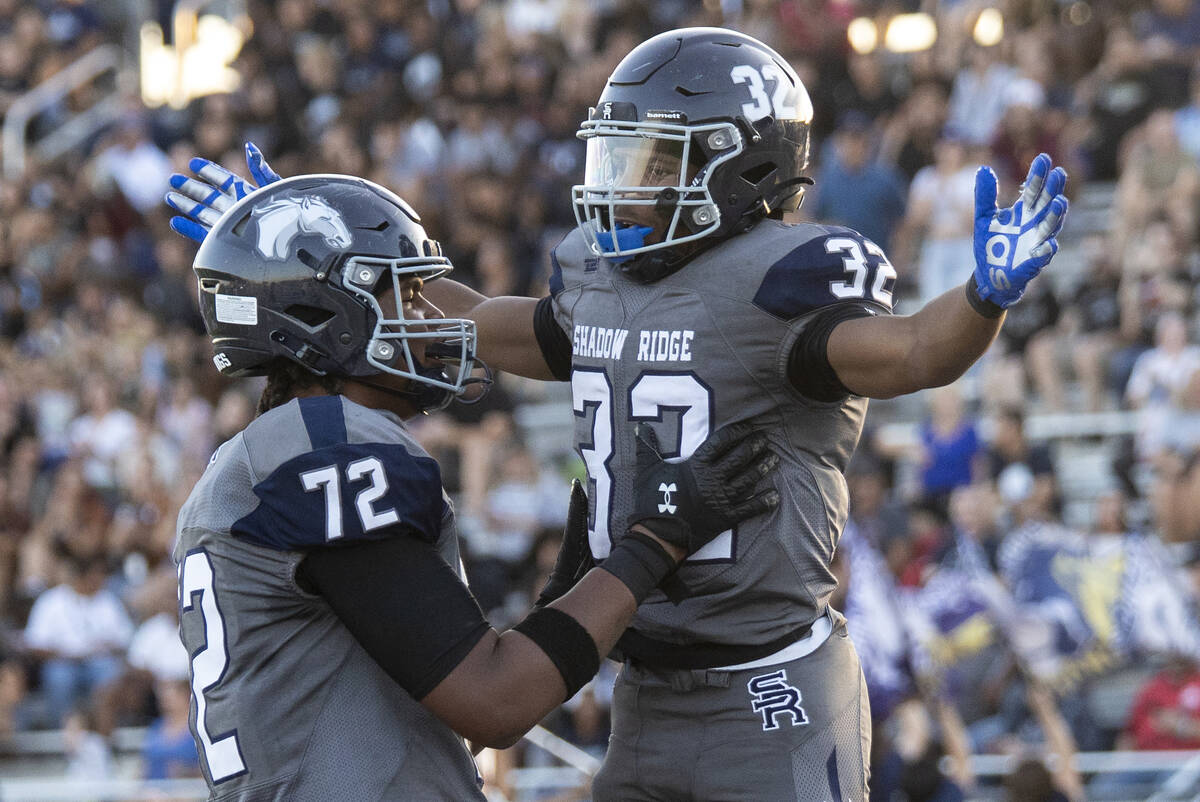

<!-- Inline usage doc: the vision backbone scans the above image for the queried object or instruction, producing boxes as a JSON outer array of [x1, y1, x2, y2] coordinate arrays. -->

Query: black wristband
[[512, 606, 600, 701], [965, 278, 1005, 319], [600, 530, 678, 604]]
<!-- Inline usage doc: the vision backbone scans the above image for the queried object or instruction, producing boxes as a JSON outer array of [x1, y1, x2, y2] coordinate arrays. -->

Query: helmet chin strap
[[355, 358, 493, 413]]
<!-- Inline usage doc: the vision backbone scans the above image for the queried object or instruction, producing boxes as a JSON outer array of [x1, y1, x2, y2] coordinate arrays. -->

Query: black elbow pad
[[787, 303, 882, 402]]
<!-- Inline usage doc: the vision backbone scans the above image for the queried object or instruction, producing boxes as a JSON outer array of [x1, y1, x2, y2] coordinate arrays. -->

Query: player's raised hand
[[627, 422, 780, 557], [534, 479, 595, 607], [971, 153, 1068, 308], [164, 142, 282, 243]]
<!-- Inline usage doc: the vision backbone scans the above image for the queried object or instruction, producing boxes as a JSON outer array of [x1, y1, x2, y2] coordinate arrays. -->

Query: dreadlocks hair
[[256, 359, 345, 416]]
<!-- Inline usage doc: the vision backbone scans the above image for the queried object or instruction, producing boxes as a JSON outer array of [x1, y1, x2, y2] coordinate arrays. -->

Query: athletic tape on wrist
[[599, 530, 677, 604], [512, 606, 600, 701]]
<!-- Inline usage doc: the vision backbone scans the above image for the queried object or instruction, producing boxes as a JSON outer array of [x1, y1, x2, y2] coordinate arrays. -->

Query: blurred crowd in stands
[[1, 0, 1200, 798]]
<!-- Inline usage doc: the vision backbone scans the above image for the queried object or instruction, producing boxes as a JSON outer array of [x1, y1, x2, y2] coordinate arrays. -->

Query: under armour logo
[[657, 482, 677, 514], [748, 669, 809, 732]]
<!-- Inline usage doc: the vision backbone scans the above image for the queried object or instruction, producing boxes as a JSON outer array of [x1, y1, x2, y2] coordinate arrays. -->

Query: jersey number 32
[[573, 368, 733, 563]]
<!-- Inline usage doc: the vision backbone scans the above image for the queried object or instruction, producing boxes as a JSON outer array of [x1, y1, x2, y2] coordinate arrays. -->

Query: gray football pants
[[591, 616, 870, 802]]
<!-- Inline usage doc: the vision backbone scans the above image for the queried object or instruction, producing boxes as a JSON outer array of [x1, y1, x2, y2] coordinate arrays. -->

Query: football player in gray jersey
[[170, 174, 778, 801], [166, 27, 1067, 802]]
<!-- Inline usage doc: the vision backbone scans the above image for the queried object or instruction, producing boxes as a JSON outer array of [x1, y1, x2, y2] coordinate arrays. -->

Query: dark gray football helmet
[[193, 174, 480, 411], [573, 27, 813, 282]]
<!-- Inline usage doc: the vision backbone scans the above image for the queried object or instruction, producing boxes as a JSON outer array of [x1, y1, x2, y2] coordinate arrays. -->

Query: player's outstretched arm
[[421, 281, 561, 381], [826, 154, 1068, 399], [420, 423, 778, 748]]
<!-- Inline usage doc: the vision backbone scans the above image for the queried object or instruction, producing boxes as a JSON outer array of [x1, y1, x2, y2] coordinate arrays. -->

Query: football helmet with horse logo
[[252, 195, 353, 259], [193, 174, 484, 411]]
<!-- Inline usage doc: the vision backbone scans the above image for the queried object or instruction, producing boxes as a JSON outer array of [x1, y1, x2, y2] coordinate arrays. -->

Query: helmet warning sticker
[[215, 294, 259, 326]]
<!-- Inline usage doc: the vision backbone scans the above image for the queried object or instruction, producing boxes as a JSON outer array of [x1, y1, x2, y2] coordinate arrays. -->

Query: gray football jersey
[[550, 221, 896, 647], [174, 395, 484, 801]]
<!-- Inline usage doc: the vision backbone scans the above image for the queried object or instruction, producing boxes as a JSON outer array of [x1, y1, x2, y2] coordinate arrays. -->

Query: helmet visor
[[583, 136, 689, 196], [573, 120, 741, 260]]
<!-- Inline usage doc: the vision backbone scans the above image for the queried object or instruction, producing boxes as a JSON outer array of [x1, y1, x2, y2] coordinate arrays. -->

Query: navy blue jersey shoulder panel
[[752, 226, 896, 320], [548, 247, 565, 297], [232, 442, 444, 551], [298, 395, 347, 449]]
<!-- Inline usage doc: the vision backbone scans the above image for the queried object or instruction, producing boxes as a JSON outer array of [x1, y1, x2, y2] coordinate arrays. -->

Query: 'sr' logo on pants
[[747, 669, 809, 732]]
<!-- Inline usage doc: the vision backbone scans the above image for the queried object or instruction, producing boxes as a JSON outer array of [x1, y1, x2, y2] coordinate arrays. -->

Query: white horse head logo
[[252, 196, 353, 260]]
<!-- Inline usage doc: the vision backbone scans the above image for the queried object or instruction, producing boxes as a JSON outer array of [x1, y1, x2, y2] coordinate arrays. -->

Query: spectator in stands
[[1160, 366, 1200, 462], [918, 385, 983, 514], [870, 699, 967, 802], [89, 567, 190, 734], [63, 706, 113, 781], [1126, 312, 1200, 460], [125, 569, 189, 686], [67, 376, 138, 495], [90, 116, 173, 216], [989, 78, 1059, 188], [892, 126, 975, 307], [982, 276, 1062, 413], [808, 110, 907, 252], [1124, 653, 1200, 750], [0, 658, 33, 736], [1076, 27, 1163, 181], [1113, 109, 1198, 252], [945, 44, 1018, 148], [1152, 366, 1200, 542], [1004, 758, 1069, 802], [846, 452, 908, 556], [1064, 236, 1124, 411], [23, 552, 132, 727], [880, 82, 948, 183], [141, 680, 200, 781], [470, 440, 556, 566], [985, 407, 1059, 520], [832, 50, 902, 123], [946, 483, 1003, 573]]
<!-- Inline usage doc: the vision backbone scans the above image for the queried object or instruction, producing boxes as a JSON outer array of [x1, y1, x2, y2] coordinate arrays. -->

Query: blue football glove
[[971, 153, 1068, 308], [164, 142, 282, 243]]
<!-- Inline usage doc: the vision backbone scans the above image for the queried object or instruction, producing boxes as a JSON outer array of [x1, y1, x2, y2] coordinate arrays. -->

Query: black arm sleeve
[[787, 302, 885, 403], [297, 536, 490, 700], [533, 295, 572, 381]]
